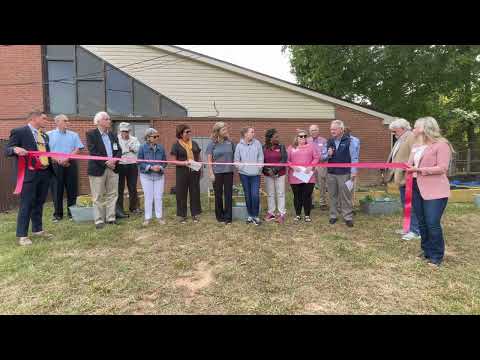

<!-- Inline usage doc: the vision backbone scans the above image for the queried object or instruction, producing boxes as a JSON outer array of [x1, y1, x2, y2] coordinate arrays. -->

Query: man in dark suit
[[5, 111, 54, 246], [86, 111, 122, 229]]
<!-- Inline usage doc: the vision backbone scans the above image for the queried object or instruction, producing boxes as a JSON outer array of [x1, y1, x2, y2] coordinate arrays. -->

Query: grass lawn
[[0, 195, 479, 314]]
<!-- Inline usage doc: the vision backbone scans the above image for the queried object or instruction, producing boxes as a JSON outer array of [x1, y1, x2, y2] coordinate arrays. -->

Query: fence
[[450, 142, 480, 177], [0, 139, 20, 212]]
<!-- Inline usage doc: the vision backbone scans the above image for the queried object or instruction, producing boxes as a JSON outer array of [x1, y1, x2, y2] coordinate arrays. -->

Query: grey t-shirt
[[205, 140, 236, 174]]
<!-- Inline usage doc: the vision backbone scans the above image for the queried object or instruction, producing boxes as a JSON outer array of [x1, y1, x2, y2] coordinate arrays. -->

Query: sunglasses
[[150, 135, 160, 139], [298, 135, 307, 138]]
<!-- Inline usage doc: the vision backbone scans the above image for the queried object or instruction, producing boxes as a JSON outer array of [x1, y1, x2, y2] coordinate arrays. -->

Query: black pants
[[51, 161, 79, 218], [176, 168, 201, 218], [214, 172, 233, 222], [117, 164, 139, 212], [291, 183, 315, 216], [17, 170, 52, 237]]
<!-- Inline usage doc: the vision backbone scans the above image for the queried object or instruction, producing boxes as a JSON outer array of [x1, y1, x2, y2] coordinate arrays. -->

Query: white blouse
[[412, 145, 428, 177]]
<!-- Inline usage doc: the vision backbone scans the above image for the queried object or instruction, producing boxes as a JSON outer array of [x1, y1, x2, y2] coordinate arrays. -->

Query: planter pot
[[69, 206, 95, 223], [232, 204, 262, 221], [474, 194, 480, 209], [359, 199, 401, 216]]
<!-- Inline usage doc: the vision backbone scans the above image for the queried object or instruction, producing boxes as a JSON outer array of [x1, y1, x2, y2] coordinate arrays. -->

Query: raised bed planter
[[359, 197, 401, 216], [69, 205, 95, 223], [474, 194, 480, 209], [232, 204, 262, 221]]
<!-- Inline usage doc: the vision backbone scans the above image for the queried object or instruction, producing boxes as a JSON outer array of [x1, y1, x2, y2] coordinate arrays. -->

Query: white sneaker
[[402, 232, 421, 241], [18, 237, 33, 246], [143, 220, 150, 227], [157, 219, 166, 225]]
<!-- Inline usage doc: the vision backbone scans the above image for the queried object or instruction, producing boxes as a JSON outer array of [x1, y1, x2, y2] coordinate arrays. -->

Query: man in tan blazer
[[386, 118, 420, 241]]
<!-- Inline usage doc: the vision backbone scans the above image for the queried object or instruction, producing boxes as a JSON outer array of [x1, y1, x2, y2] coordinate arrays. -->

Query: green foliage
[[284, 45, 480, 146], [359, 195, 375, 204]]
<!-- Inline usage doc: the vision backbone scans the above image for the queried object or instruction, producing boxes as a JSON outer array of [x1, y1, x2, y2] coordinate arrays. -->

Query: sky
[[177, 45, 297, 83]]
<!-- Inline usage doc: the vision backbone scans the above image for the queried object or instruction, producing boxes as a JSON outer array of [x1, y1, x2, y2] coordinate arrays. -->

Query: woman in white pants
[[137, 128, 167, 226], [262, 129, 288, 224]]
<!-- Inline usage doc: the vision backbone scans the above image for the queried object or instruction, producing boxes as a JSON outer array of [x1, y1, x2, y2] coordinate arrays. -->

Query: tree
[[283, 45, 480, 146]]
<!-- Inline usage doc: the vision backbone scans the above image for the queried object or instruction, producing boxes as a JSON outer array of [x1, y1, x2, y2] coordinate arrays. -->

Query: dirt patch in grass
[[174, 261, 215, 303]]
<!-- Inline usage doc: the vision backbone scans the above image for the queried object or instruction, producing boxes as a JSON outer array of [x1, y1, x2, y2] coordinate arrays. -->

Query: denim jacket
[[138, 143, 167, 174]]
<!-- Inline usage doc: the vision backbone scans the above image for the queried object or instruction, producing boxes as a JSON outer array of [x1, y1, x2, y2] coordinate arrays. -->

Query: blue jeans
[[240, 174, 260, 218], [412, 179, 448, 264], [399, 185, 420, 235]]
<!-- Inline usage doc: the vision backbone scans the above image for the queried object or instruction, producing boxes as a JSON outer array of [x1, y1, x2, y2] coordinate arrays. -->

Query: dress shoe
[[329, 218, 337, 224], [95, 222, 105, 229], [116, 212, 129, 219], [345, 220, 354, 227]]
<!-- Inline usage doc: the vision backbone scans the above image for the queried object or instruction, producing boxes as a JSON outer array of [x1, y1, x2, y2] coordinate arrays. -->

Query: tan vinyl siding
[[81, 45, 335, 119]]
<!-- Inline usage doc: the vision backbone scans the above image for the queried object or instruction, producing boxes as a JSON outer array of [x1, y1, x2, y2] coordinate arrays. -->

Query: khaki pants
[[315, 167, 328, 206], [264, 175, 286, 215], [327, 173, 353, 221], [89, 168, 119, 225]]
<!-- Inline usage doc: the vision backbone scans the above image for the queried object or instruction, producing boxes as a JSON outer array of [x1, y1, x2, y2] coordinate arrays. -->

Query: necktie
[[36, 129, 50, 167]]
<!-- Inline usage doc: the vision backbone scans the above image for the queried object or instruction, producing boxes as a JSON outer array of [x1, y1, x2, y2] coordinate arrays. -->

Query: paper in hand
[[345, 179, 354, 192], [188, 161, 202, 172], [293, 167, 313, 183]]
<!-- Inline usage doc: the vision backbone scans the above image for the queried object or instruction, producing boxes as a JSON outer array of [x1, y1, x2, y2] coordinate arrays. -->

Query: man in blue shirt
[[47, 114, 84, 221], [326, 120, 359, 227]]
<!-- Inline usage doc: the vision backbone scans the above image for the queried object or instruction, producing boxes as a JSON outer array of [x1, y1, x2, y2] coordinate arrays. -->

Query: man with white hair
[[47, 114, 84, 222], [326, 119, 359, 227], [386, 118, 420, 241], [307, 124, 328, 210], [86, 112, 122, 229]]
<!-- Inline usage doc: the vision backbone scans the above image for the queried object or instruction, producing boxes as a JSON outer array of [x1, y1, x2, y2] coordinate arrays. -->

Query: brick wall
[[0, 45, 44, 120], [1, 112, 391, 196]]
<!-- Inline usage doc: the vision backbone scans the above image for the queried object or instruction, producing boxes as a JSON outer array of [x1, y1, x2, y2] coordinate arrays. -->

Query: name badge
[[113, 143, 119, 151]]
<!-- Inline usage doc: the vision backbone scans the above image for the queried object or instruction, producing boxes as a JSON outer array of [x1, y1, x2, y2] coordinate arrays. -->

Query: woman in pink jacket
[[287, 129, 320, 223], [406, 117, 453, 267]]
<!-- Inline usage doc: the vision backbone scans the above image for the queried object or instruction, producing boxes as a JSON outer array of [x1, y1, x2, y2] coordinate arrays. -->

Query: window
[[106, 65, 133, 115], [76, 47, 103, 80], [134, 81, 160, 116], [46, 45, 74, 59], [78, 81, 105, 115], [161, 97, 187, 117], [45, 45, 187, 117], [48, 61, 76, 114]]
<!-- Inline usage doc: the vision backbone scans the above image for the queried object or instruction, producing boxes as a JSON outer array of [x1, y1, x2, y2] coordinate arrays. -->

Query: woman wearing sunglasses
[[170, 124, 202, 224], [287, 130, 320, 222], [137, 128, 167, 226]]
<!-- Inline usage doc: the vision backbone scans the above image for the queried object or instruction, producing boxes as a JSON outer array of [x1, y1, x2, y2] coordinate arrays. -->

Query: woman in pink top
[[406, 117, 453, 268], [287, 129, 320, 222]]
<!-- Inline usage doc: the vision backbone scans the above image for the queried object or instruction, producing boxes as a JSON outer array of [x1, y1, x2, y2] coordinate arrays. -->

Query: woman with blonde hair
[[406, 116, 453, 267], [206, 122, 236, 224], [287, 129, 320, 222]]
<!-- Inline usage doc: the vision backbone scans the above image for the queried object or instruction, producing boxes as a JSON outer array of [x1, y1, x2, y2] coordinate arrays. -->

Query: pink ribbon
[[14, 151, 412, 232]]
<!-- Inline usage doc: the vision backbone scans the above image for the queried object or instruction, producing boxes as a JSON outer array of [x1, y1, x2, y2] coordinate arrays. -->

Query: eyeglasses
[[298, 135, 307, 138]]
